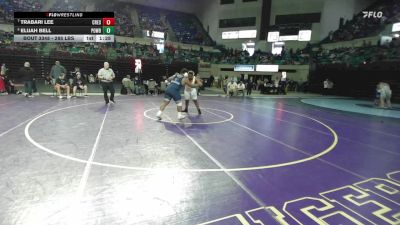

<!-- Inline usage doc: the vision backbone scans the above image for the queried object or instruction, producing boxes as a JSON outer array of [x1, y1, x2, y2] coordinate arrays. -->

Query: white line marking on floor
[[220, 102, 400, 156], [76, 104, 110, 199], [150, 103, 270, 211], [221, 98, 400, 138], [203, 108, 367, 180], [0, 104, 59, 138]]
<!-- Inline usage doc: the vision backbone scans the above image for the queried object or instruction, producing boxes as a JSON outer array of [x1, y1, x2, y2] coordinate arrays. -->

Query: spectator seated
[[88, 74, 96, 83], [72, 72, 87, 97], [323, 0, 400, 43], [237, 81, 245, 96], [137, 6, 165, 31], [115, 8, 135, 37], [0, 0, 14, 23], [167, 13, 212, 45], [121, 75, 134, 94], [50, 0, 80, 12], [93, 2, 135, 37], [226, 80, 237, 97], [312, 41, 400, 68], [147, 79, 157, 95], [54, 73, 71, 99]]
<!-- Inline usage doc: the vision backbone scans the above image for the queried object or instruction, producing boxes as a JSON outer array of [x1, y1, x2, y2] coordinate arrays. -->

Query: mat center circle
[[143, 107, 234, 124]]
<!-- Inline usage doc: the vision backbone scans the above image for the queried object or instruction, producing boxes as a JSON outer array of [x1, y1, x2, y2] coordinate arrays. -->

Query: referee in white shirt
[[97, 62, 116, 104]]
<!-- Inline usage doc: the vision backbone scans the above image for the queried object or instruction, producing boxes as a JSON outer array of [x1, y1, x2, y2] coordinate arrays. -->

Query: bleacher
[[93, 2, 135, 37], [137, 6, 164, 31], [114, 7, 135, 37], [167, 12, 211, 45], [322, 0, 400, 43], [0, 0, 14, 23], [0, 0, 213, 45], [0, 0, 45, 23], [134, 4, 213, 46], [50, 0, 80, 12]]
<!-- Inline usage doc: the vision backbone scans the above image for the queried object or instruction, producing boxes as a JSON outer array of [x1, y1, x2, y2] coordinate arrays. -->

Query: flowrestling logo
[[362, 11, 383, 18]]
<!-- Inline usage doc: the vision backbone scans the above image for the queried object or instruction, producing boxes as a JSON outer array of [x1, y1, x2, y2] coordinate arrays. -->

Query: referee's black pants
[[246, 88, 252, 95], [101, 82, 115, 103]]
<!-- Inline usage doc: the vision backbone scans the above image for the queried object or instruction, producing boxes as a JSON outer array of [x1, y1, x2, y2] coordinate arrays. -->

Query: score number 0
[[102, 18, 115, 26]]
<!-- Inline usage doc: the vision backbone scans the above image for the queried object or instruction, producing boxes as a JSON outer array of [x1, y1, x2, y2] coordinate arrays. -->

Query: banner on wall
[[267, 31, 280, 42], [256, 65, 279, 72], [234, 65, 255, 72], [392, 23, 400, 32], [298, 30, 312, 41]]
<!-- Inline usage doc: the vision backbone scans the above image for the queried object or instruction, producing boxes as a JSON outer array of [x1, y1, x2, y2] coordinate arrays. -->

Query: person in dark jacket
[[72, 72, 88, 97], [18, 62, 35, 98], [246, 80, 253, 95]]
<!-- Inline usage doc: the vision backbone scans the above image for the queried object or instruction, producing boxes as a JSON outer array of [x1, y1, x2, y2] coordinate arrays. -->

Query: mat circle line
[[24, 100, 338, 172], [143, 107, 234, 124]]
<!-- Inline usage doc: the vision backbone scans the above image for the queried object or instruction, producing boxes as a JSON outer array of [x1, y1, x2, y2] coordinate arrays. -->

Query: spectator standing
[[374, 84, 381, 106], [223, 76, 229, 94], [257, 79, 263, 91], [18, 62, 35, 98], [88, 74, 95, 83], [50, 61, 67, 85], [274, 77, 279, 92], [133, 76, 140, 94], [0, 63, 7, 93], [0, 77, 5, 94], [323, 79, 329, 95], [246, 80, 253, 95], [379, 82, 392, 108], [209, 75, 215, 87], [0, 78, 5, 94], [1, 63, 7, 77], [143, 79, 149, 95]]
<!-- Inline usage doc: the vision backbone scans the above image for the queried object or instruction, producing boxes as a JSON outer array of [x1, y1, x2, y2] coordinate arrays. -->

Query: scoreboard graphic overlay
[[13, 12, 114, 42]]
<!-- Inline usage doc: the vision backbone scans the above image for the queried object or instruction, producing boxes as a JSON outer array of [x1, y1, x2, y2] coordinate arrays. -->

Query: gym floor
[[0, 95, 399, 225]]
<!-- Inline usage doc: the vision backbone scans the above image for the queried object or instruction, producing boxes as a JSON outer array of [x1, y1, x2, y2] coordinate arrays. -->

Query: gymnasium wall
[[117, 0, 204, 14], [199, 63, 309, 84], [269, 0, 324, 25], [198, 0, 376, 51], [115, 36, 216, 52], [196, 0, 262, 49]]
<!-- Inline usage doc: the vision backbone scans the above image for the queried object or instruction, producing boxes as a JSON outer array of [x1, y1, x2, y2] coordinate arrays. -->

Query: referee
[[97, 62, 115, 104]]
